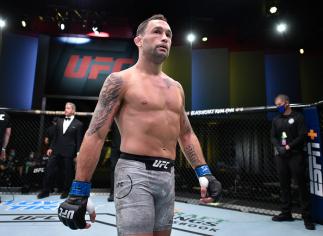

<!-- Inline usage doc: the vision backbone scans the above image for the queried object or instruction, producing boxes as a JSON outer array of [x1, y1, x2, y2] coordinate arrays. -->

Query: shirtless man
[[58, 14, 222, 236]]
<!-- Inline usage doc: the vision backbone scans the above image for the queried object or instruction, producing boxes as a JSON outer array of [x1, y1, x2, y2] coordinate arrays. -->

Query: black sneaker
[[272, 213, 294, 222], [304, 219, 315, 230], [37, 191, 50, 199]]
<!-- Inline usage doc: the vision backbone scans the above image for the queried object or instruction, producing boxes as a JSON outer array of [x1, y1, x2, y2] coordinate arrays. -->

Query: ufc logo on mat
[[152, 160, 170, 169], [58, 207, 75, 219]]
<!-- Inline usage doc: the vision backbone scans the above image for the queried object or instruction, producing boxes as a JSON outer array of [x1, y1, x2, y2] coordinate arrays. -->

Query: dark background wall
[[0, 33, 38, 109], [265, 53, 301, 105], [300, 54, 323, 104], [192, 48, 229, 110], [229, 51, 265, 107]]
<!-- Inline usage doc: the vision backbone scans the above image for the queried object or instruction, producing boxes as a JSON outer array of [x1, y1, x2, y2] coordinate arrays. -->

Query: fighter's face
[[64, 104, 75, 117], [137, 20, 172, 63]]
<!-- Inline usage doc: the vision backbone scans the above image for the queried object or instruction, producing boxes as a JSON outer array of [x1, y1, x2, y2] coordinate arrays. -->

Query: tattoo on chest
[[87, 74, 123, 135], [184, 144, 199, 166]]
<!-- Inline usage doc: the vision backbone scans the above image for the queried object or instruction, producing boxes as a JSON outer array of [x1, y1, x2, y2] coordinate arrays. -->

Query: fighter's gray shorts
[[114, 152, 175, 235]]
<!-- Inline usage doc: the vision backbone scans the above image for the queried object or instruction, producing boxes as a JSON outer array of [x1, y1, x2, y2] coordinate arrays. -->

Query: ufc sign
[[58, 207, 75, 219], [152, 160, 170, 169], [64, 55, 134, 80], [0, 114, 4, 120]]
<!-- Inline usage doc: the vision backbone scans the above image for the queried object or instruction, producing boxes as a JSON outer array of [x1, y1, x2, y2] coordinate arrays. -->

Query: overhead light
[[186, 33, 196, 43], [21, 20, 27, 27], [299, 48, 304, 54], [60, 23, 65, 31], [269, 6, 278, 14], [0, 18, 6, 28], [276, 22, 287, 33], [87, 31, 110, 38], [59, 36, 91, 44], [202, 37, 208, 42]]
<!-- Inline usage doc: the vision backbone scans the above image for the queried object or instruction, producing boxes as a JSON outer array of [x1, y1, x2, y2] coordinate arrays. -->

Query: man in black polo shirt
[[271, 94, 315, 230]]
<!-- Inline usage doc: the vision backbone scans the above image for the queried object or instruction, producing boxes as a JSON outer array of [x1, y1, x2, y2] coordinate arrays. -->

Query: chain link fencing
[[0, 102, 322, 216], [175, 108, 281, 215]]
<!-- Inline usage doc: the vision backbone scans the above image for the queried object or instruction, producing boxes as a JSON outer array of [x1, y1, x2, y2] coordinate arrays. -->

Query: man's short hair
[[66, 102, 76, 112], [275, 94, 290, 103], [136, 14, 168, 36]]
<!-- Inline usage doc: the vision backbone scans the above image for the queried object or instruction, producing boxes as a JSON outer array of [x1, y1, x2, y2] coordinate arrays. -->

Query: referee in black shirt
[[271, 94, 315, 230]]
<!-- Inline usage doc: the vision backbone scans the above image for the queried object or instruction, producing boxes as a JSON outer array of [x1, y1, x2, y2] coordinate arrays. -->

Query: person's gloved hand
[[58, 181, 96, 230], [195, 165, 222, 203]]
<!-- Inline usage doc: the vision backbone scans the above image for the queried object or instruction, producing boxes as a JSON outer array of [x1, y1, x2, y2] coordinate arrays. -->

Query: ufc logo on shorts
[[58, 207, 75, 219], [0, 114, 5, 121], [152, 160, 170, 169], [308, 142, 323, 197]]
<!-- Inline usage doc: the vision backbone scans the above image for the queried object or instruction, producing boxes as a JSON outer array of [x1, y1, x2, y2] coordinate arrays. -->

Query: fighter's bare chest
[[125, 80, 182, 112]]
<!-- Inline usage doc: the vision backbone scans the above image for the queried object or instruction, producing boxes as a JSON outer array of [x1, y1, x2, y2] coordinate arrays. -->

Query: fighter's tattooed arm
[[183, 144, 200, 167], [181, 110, 193, 135], [75, 73, 124, 181], [86, 74, 123, 136], [178, 85, 206, 168]]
